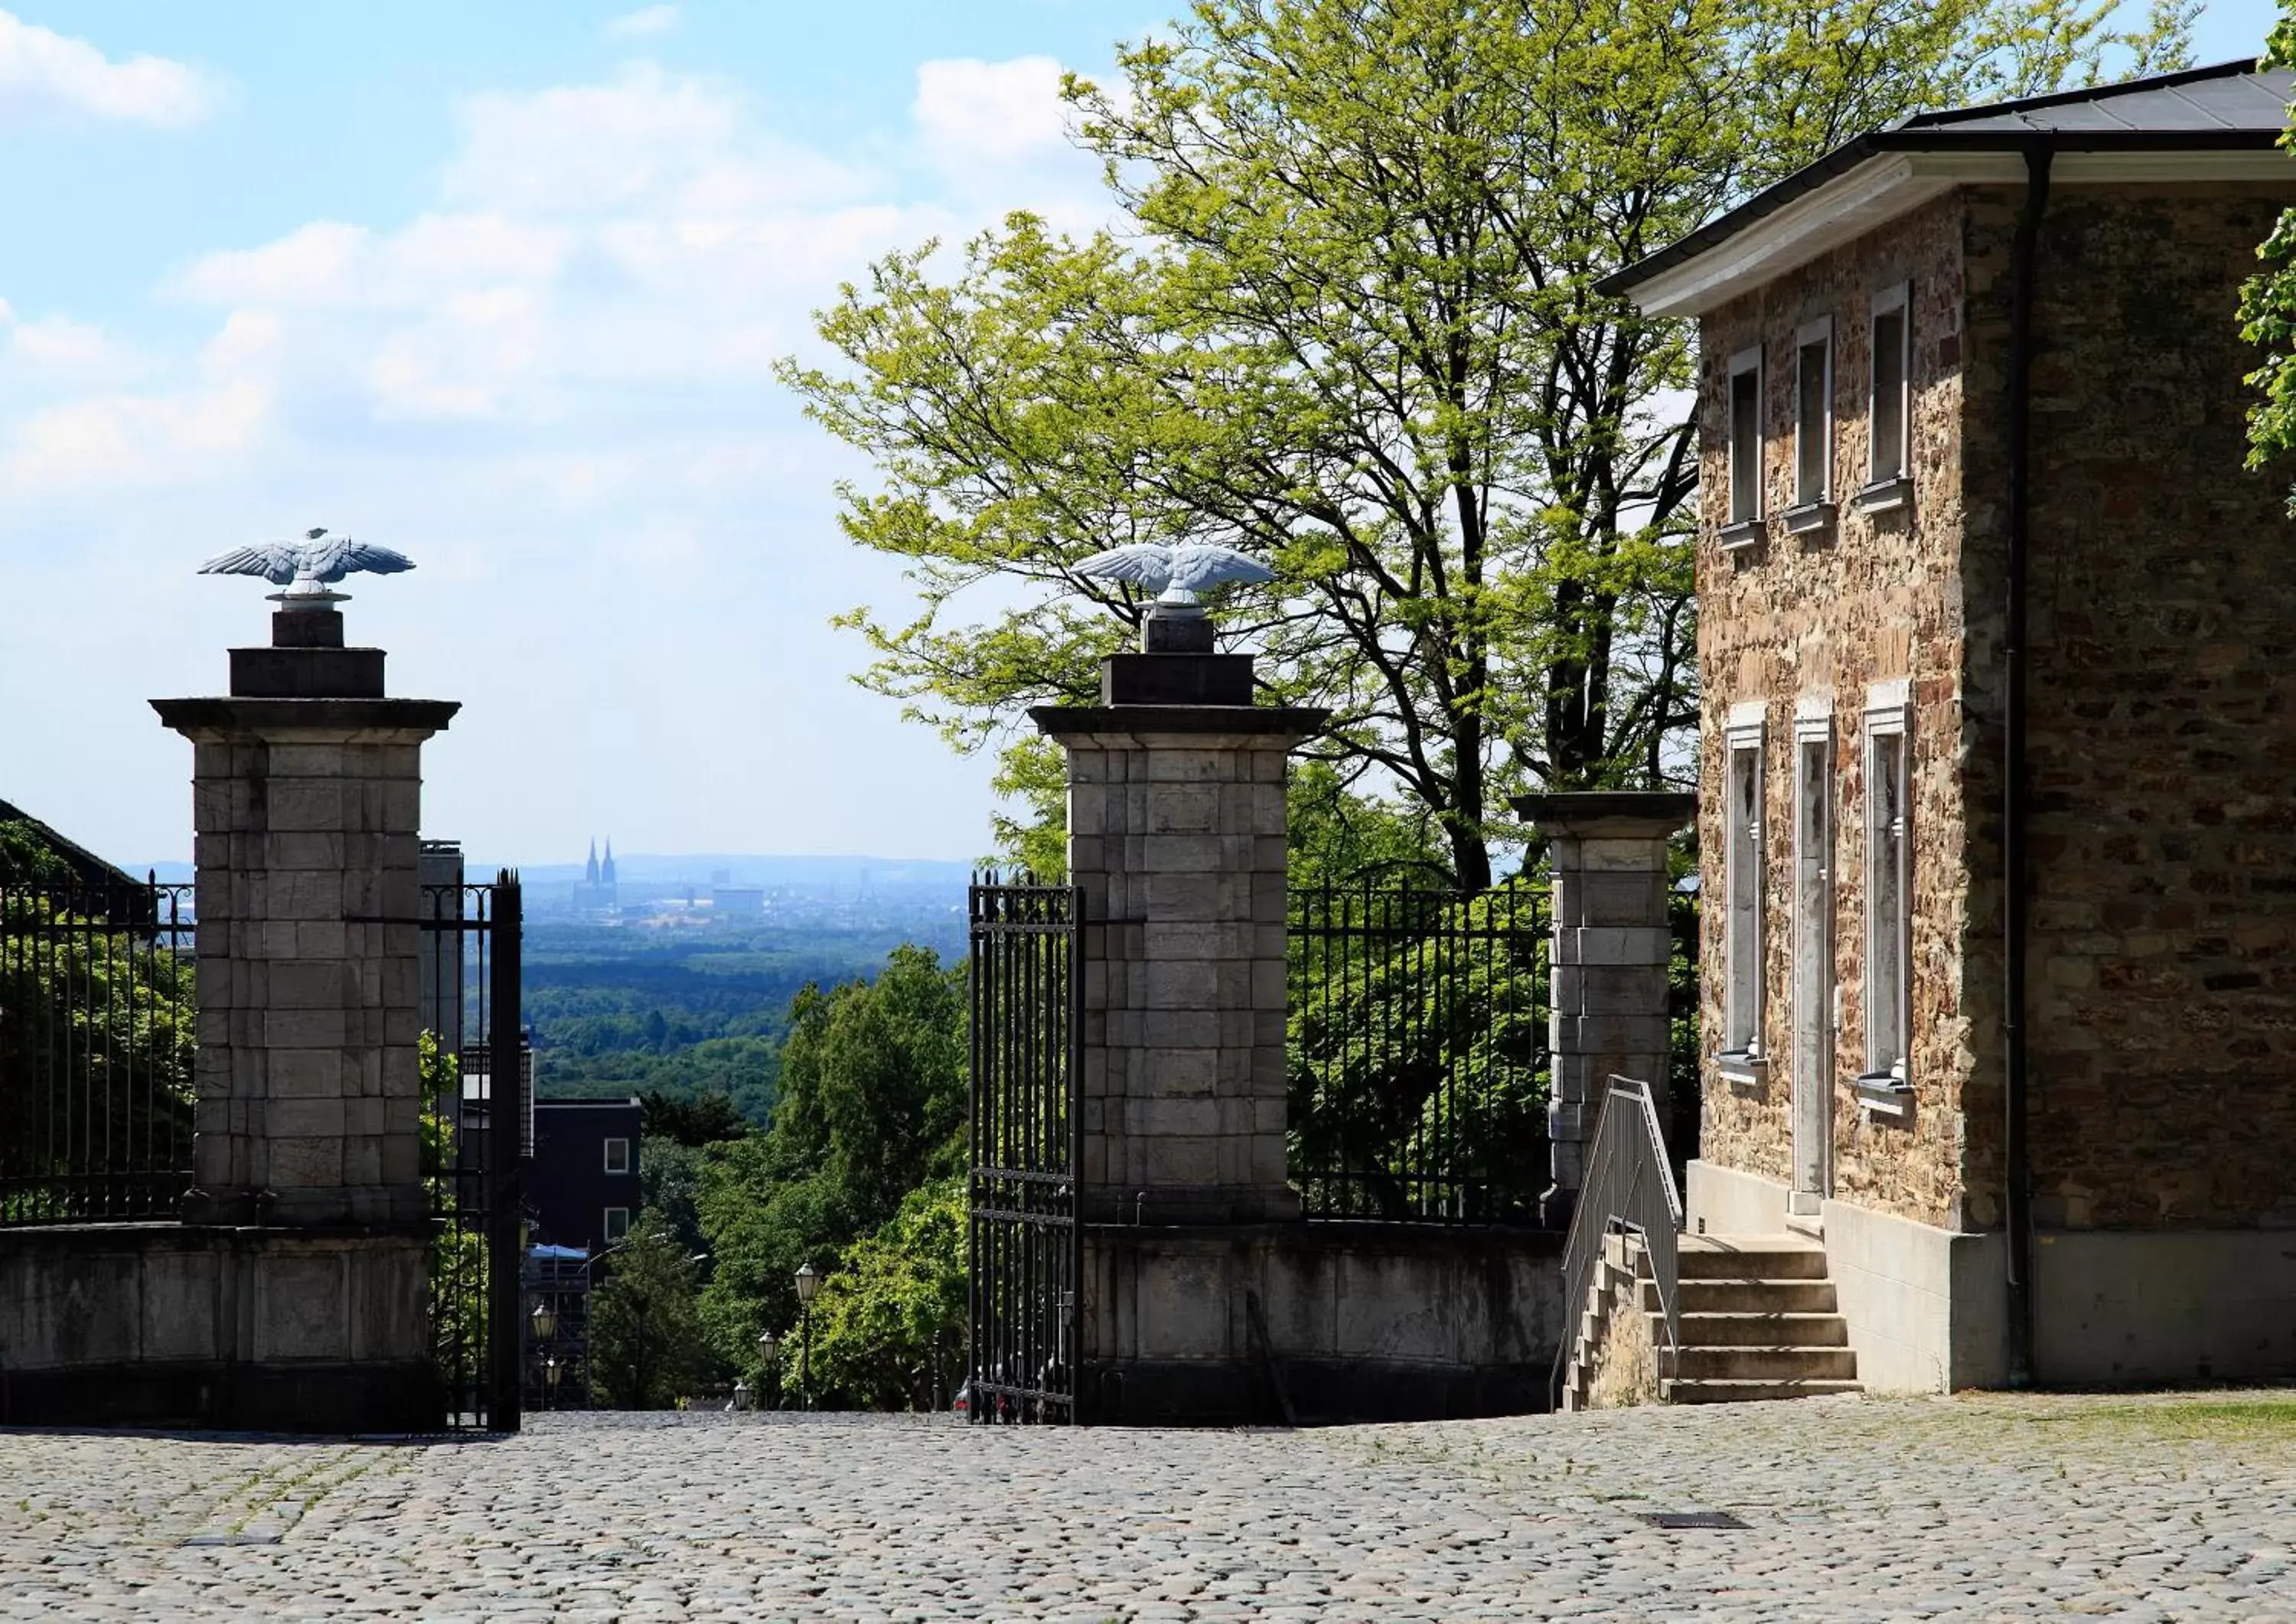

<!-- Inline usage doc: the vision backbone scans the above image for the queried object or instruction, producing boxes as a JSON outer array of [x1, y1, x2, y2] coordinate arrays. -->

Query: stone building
[[1603, 60, 2296, 1389]]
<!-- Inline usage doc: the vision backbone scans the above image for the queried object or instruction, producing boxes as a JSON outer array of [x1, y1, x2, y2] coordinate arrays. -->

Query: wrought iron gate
[[967, 872, 1081, 1424], [418, 871, 524, 1432]]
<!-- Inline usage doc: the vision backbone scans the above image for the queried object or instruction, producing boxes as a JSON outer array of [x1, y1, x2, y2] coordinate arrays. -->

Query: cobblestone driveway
[[2, 1392, 2291, 1622]]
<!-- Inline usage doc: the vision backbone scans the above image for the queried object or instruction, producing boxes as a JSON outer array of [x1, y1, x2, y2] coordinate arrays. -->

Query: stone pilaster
[[1515, 791, 1695, 1229], [1034, 703, 1324, 1225], [154, 611, 457, 1229]]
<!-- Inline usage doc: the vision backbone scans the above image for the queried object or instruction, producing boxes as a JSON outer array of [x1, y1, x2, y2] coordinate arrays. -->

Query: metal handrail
[[1554, 1075, 1684, 1405]]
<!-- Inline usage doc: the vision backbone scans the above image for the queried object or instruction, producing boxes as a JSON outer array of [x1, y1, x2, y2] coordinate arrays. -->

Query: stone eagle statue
[[198, 527, 414, 600], [1073, 542, 1274, 610]]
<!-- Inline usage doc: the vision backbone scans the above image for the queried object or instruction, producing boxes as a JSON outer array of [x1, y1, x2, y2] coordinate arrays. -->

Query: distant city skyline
[[2, 2, 2275, 867]]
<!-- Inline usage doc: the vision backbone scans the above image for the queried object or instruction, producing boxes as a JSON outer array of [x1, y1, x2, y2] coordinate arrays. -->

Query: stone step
[[1661, 1377, 1863, 1404], [1678, 1235, 1830, 1279], [1675, 1311, 1849, 1348], [1653, 1278, 1840, 1314], [1671, 1344, 1858, 1381]]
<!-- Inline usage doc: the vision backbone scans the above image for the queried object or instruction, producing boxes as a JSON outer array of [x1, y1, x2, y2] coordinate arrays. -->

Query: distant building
[[712, 886, 766, 918], [528, 1096, 643, 1255], [572, 836, 620, 919]]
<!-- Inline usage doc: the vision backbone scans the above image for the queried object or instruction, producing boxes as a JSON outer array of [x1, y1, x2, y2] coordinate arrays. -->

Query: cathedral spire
[[602, 837, 617, 886], [585, 838, 599, 886]]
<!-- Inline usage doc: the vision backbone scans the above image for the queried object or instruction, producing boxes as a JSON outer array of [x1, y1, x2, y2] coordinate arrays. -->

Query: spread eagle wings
[[197, 543, 302, 585], [303, 535, 415, 583], [1072, 542, 1273, 595], [198, 533, 415, 585]]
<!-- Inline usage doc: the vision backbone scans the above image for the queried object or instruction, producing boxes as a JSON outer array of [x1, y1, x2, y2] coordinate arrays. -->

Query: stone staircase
[[1561, 1233, 1861, 1410]]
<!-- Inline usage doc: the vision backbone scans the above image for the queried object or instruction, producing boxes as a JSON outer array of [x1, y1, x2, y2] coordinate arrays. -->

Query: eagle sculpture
[[198, 527, 415, 598], [1073, 542, 1274, 608]]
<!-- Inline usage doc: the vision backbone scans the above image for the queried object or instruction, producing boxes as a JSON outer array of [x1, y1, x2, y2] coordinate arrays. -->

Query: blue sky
[[0, 1, 2281, 868]]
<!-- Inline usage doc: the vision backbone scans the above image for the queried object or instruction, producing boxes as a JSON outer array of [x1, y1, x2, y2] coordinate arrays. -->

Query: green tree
[[2246, 7, 2296, 488], [693, 945, 968, 1392], [784, 0, 2193, 888], [589, 1212, 709, 1409], [788, 1176, 969, 1412], [419, 1032, 488, 1390]]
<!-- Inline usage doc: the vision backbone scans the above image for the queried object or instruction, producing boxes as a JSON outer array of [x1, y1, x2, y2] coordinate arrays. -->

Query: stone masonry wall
[[1963, 181, 2296, 1231], [187, 729, 429, 1225], [1696, 191, 1976, 1231], [1058, 722, 1298, 1222]]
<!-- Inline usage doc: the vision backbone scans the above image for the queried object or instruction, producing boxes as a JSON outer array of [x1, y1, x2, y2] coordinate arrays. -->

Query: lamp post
[[794, 1262, 821, 1411], [757, 1326, 780, 1409], [530, 1300, 559, 1411]]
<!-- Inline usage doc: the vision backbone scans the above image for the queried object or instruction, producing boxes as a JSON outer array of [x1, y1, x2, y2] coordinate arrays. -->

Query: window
[[1724, 703, 1768, 1067], [1864, 686, 1911, 1084], [1862, 282, 1912, 508], [603, 1136, 631, 1175], [1726, 347, 1763, 537], [1792, 706, 1835, 1198], [602, 1206, 631, 1242], [1792, 318, 1833, 514]]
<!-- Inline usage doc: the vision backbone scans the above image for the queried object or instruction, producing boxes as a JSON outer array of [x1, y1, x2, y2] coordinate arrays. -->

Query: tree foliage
[[693, 945, 967, 1400], [2245, 5, 2296, 492], [784, 0, 2193, 887], [589, 1211, 709, 1409], [774, 1176, 968, 1412]]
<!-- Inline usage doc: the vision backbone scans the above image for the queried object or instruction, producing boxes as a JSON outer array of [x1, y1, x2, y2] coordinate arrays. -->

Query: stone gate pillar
[[148, 594, 455, 1428], [1032, 632, 1324, 1226], [1515, 791, 1695, 1229]]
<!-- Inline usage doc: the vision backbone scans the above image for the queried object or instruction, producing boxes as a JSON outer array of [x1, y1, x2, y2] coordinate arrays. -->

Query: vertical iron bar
[[487, 870, 523, 1433]]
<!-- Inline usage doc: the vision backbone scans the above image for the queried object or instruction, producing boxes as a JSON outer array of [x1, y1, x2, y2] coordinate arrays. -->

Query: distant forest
[[527, 916, 967, 1124]]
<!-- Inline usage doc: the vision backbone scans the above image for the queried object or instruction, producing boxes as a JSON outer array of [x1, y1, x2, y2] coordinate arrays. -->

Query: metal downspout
[[2004, 140, 2053, 1388]]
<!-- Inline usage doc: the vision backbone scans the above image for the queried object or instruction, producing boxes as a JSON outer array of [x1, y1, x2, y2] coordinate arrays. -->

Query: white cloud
[[1, 304, 143, 386], [0, 9, 220, 126], [604, 4, 680, 38], [912, 56, 1071, 166]]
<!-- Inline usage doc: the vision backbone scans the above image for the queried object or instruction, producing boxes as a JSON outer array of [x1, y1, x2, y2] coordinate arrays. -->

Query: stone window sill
[[1717, 1052, 1769, 1094], [1718, 518, 1766, 553], [1851, 1071, 1912, 1119], [1852, 475, 1913, 515], [1782, 499, 1836, 538]]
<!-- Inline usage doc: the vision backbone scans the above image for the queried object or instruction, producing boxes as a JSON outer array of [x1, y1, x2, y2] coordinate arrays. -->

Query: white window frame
[[1862, 680, 1913, 1088], [1791, 317, 1835, 512], [603, 1136, 631, 1175], [1792, 699, 1835, 1200], [1723, 700, 1769, 1071], [1864, 281, 1913, 498], [602, 1206, 631, 1242], [1724, 345, 1765, 538]]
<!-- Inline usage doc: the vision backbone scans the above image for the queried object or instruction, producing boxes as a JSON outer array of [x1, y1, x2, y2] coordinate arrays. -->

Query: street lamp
[[756, 1326, 781, 1409], [530, 1300, 559, 1410], [794, 1262, 822, 1411]]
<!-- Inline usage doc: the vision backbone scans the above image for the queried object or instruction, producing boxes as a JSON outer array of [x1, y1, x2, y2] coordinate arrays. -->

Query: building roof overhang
[[1602, 60, 2296, 318]]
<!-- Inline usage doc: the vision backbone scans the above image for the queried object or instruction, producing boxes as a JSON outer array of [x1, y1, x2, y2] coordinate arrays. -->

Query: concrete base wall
[[0, 1221, 439, 1430], [1684, 1159, 1792, 1237], [1084, 1221, 1562, 1424], [1823, 1198, 2009, 1394], [1688, 1161, 2010, 1393], [1688, 1160, 2296, 1389], [2033, 1230, 2296, 1384]]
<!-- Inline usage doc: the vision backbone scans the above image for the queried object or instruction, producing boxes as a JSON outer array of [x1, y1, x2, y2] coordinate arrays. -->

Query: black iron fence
[[967, 872, 1081, 1424], [0, 878, 196, 1225], [1287, 879, 1549, 1224], [419, 876, 525, 1433]]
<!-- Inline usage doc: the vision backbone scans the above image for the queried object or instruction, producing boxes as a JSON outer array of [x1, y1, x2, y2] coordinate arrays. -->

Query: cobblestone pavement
[[2, 1391, 2292, 1622]]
